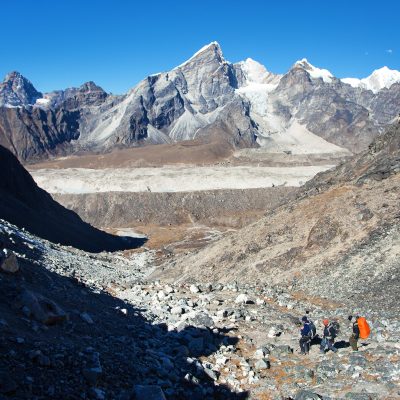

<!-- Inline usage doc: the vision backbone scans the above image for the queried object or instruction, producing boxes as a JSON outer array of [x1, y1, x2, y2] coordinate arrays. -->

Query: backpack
[[309, 320, 317, 339], [330, 321, 340, 338], [358, 317, 370, 339], [302, 323, 312, 338]]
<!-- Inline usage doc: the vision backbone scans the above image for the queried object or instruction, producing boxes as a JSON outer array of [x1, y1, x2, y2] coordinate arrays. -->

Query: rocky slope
[[1, 218, 399, 399], [0, 145, 144, 252], [153, 121, 400, 315], [1, 43, 399, 162], [51, 187, 294, 228]]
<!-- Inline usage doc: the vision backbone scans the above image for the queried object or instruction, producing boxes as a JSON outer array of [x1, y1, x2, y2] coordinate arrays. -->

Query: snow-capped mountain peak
[[293, 58, 334, 83], [238, 58, 270, 84], [175, 41, 224, 69], [342, 66, 400, 93]]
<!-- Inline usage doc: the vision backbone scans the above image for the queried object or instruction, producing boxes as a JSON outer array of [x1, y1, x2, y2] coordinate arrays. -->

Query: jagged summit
[[0, 70, 42, 107], [292, 58, 334, 83], [175, 41, 225, 69], [342, 66, 400, 93], [79, 81, 105, 92], [236, 58, 274, 84]]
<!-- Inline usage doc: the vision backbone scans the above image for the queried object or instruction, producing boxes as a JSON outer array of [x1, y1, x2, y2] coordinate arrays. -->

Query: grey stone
[[20, 289, 67, 325], [203, 366, 219, 381], [0, 252, 19, 273], [294, 390, 322, 400], [80, 312, 94, 324], [344, 393, 378, 400], [270, 345, 293, 356], [254, 358, 270, 371], [189, 311, 214, 328]]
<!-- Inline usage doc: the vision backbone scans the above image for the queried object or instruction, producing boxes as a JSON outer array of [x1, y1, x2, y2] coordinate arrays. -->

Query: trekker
[[299, 316, 312, 355], [320, 319, 338, 354], [349, 316, 360, 351], [305, 311, 317, 341]]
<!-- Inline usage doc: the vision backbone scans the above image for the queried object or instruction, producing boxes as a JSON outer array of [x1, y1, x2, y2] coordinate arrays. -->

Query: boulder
[[294, 390, 322, 400], [189, 311, 214, 328], [189, 284, 201, 294], [0, 252, 19, 273], [171, 306, 183, 316], [235, 293, 249, 304], [20, 289, 67, 325], [254, 358, 270, 371]]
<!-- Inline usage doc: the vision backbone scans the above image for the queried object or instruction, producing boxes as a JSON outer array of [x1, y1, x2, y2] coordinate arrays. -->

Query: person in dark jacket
[[349, 316, 360, 351], [299, 316, 312, 355], [320, 319, 338, 353]]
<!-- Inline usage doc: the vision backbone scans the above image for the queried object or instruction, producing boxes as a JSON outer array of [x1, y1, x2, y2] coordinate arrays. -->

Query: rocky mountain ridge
[[1, 42, 399, 162]]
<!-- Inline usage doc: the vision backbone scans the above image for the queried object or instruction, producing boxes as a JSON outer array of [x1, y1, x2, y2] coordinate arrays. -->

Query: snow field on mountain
[[30, 165, 334, 194], [341, 66, 400, 93], [256, 120, 351, 154]]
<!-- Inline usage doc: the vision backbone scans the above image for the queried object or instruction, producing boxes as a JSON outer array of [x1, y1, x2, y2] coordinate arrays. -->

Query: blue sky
[[1, 0, 399, 94]]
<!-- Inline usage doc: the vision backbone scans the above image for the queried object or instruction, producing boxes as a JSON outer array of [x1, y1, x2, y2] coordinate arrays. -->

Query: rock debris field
[[1, 219, 399, 400], [29, 165, 334, 194]]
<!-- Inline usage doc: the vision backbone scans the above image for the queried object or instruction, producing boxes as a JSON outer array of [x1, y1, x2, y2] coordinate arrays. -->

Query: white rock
[[235, 294, 249, 304], [190, 285, 200, 294], [267, 327, 278, 338], [171, 306, 184, 316], [215, 356, 227, 365], [164, 285, 174, 294], [157, 291, 166, 300]]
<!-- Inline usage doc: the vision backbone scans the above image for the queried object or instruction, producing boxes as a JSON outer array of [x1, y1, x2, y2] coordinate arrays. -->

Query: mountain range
[[1, 42, 400, 162]]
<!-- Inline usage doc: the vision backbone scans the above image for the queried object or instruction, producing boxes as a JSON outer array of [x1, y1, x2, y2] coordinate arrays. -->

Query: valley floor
[[29, 165, 334, 194]]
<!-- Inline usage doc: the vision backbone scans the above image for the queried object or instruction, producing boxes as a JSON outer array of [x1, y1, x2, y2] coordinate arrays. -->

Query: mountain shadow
[[0, 145, 146, 252], [0, 229, 248, 399]]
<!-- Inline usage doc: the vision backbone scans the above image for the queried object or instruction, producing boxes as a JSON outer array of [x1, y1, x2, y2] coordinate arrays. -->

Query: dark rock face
[[47, 81, 108, 109], [0, 145, 145, 252], [0, 71, 42, 107], [0, 106, 80, 162], [0, 78, 111, 162]]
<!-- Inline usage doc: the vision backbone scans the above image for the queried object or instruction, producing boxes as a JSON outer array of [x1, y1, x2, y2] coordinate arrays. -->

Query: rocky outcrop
[[0, 145, 145, 252]]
